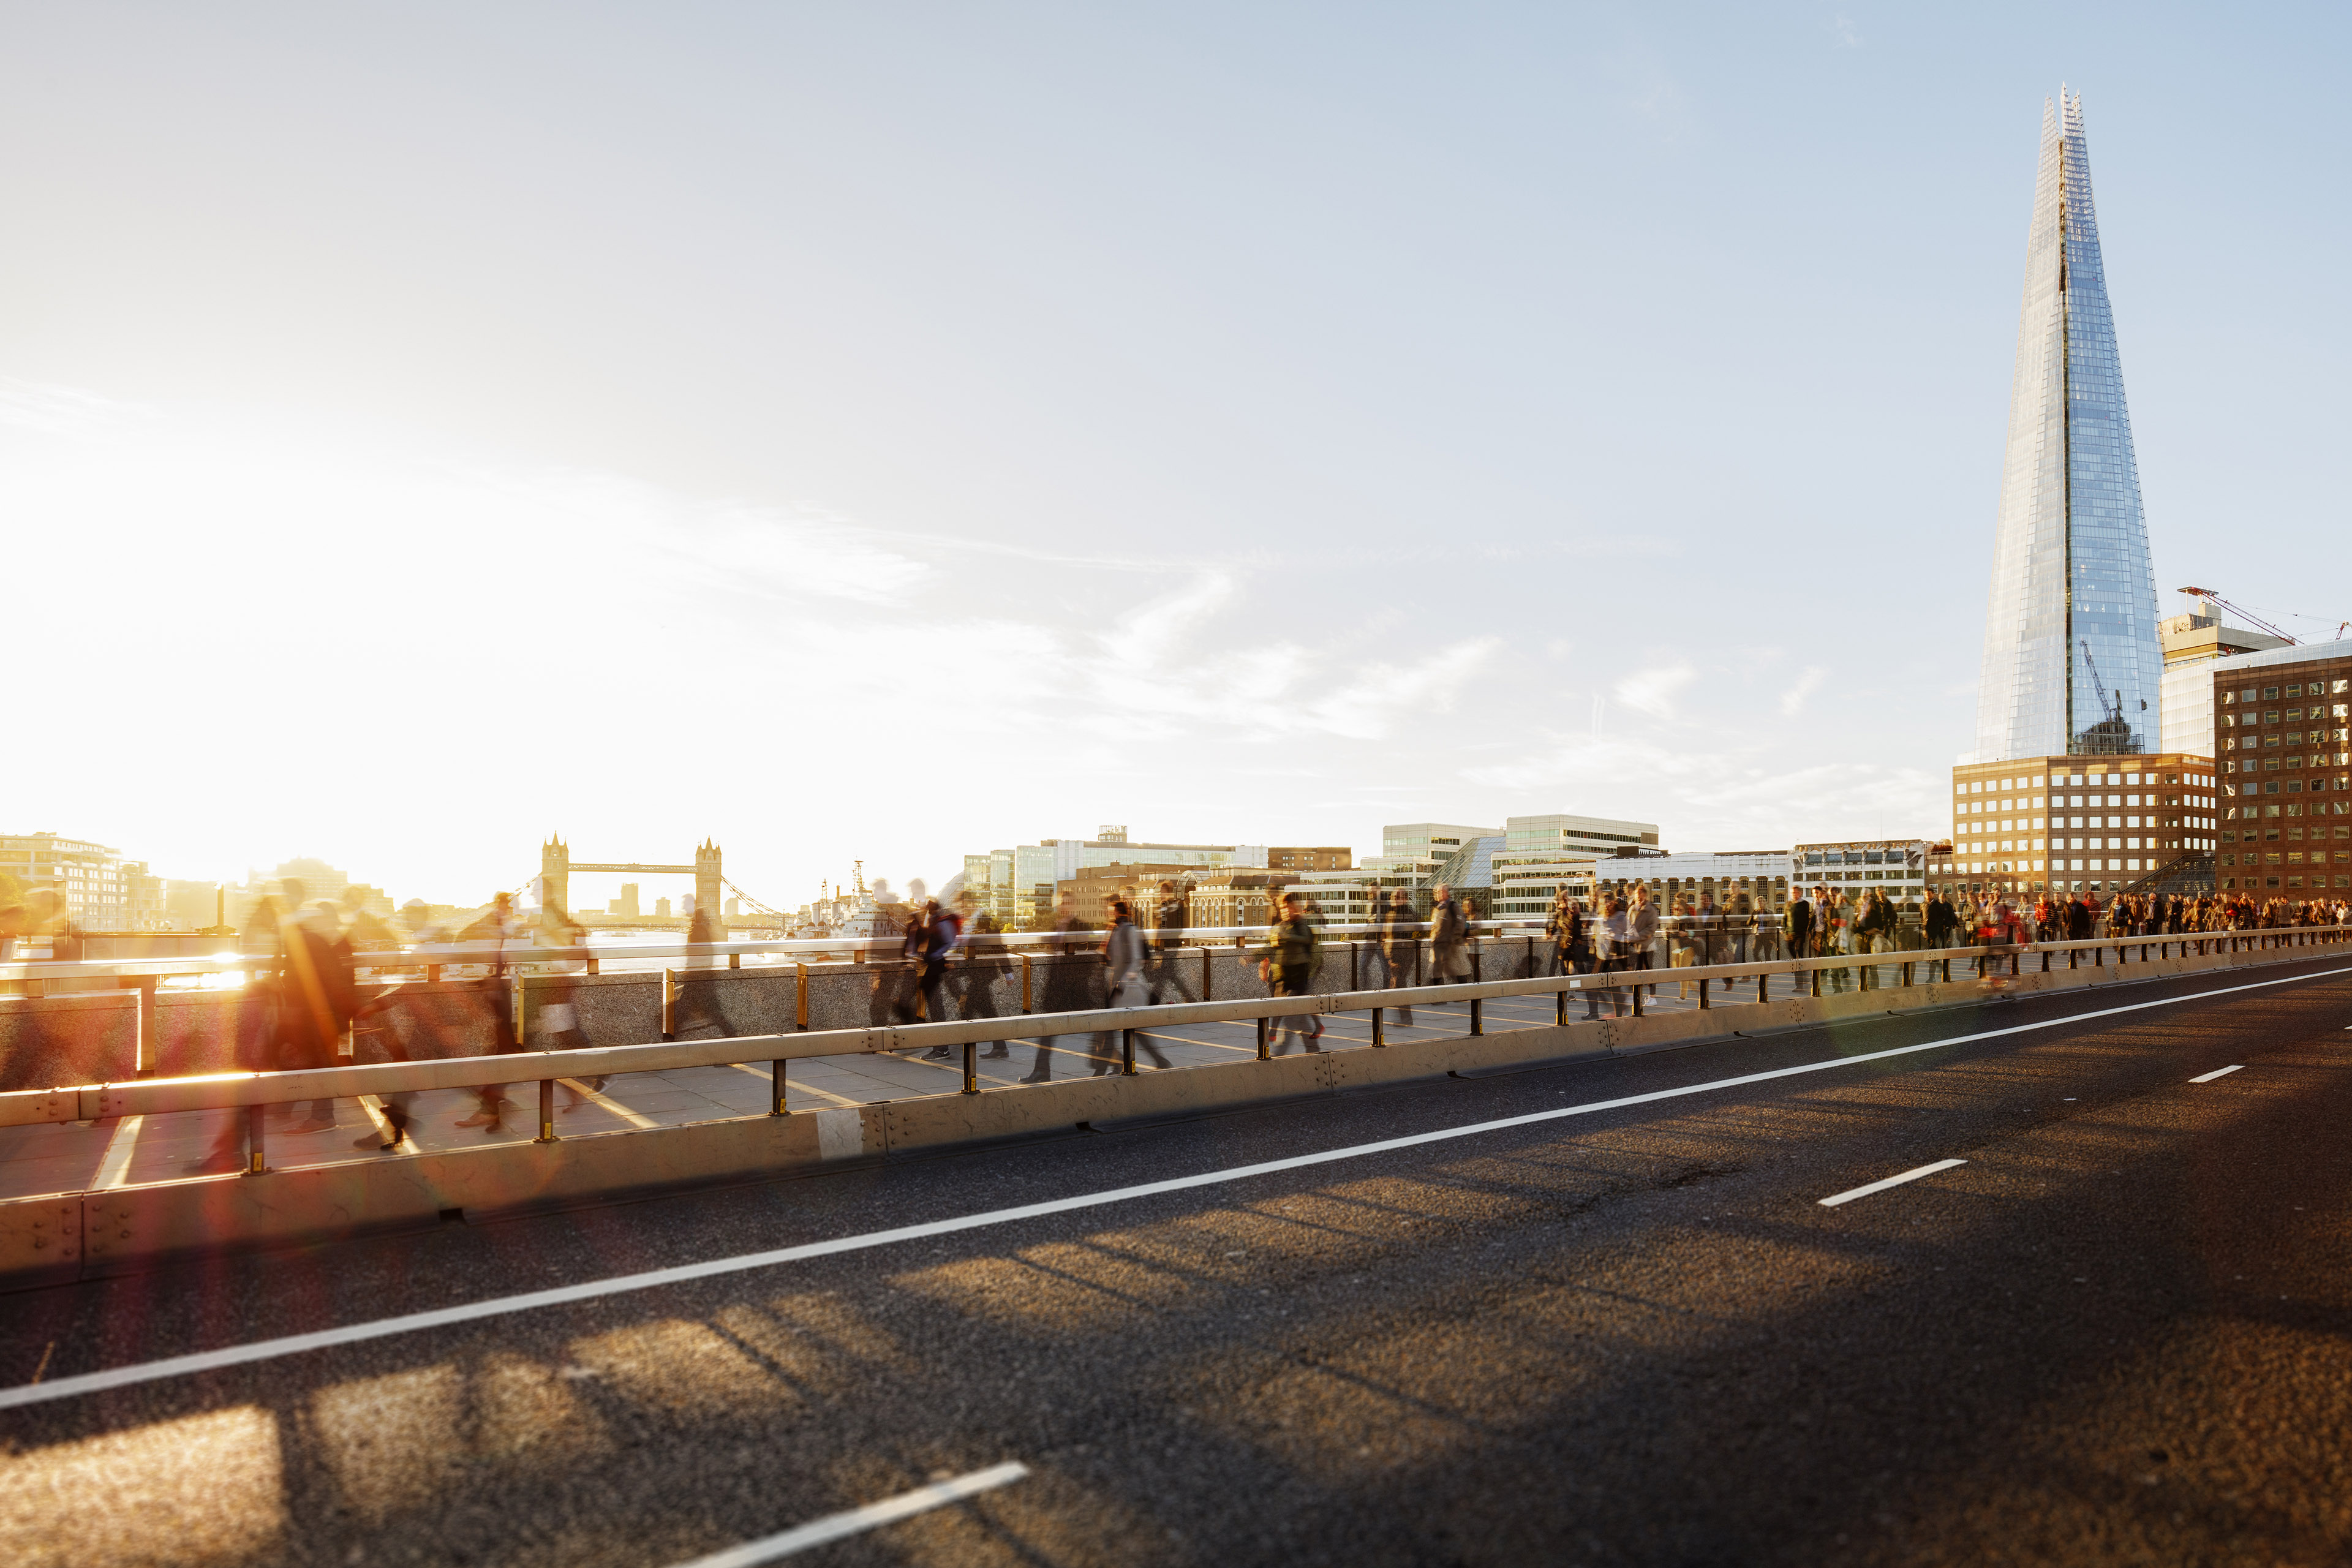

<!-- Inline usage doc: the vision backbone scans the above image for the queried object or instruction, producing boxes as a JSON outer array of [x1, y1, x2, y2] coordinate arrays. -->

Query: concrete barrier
[[0, 933, 2342, 1285]]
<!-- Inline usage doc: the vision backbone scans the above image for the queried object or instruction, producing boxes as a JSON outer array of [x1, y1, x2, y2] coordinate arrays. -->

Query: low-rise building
[[1591, 850, 1785, 914], [1792, 841, 1929, 905], [1937, 754, 2220, 900], [0, 832, 153, 929]]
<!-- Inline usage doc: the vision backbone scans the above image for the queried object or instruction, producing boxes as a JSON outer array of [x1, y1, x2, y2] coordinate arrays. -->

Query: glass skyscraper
[[1973, 89, 2162, 762]]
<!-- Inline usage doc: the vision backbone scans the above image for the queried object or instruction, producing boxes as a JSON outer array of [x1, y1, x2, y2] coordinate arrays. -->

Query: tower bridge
[[540, 835, 725, 927]]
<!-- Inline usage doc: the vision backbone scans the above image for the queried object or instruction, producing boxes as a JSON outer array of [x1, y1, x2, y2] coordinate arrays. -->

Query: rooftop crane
[[2079, 640, 2125, 728], [2177, 586, 2299, 645]]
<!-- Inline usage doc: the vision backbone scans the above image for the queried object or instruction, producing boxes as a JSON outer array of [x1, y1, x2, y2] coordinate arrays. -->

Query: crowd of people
[[26, 869, 2351, 1175], [178, 881, 645, 1172]]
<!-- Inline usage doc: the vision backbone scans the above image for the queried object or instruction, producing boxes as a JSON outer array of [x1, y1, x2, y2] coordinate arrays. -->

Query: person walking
[[274, 899, 358, 1135], [1021, 893, 1103, 1082], [454, 892, 524, 1133], [1784, 886, 1814, 989], [1627, 886, 1660, 1000], [1379, 888, 1420, 1027], [1101, 898, 1169, 1070], [1559, 896, 1604, 1020], [1147, 881, 1197, 1005], [1599, 894, 1630, 1017], [1259, 891, 1324, 1054], [1430, 883, 1471, 993]]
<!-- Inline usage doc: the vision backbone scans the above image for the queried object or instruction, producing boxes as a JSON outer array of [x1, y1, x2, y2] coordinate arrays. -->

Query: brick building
[[2209, 640, 2352, 893]]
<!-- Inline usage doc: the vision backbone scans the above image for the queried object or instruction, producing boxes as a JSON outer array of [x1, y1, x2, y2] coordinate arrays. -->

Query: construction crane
[[2079, 640, 2125, 728], [2177, 586, 2299, 646]]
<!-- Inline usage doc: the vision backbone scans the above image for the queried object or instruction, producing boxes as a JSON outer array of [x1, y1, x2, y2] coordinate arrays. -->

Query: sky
[[6, 2, 2348, 912]]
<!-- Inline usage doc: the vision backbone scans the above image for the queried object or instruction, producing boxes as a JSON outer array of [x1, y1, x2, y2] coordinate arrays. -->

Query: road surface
[[0, 955, 2345, 1566]]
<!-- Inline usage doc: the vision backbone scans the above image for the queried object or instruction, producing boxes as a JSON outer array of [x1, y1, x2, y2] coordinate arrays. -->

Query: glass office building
[[1973, 89, 2162, 763]]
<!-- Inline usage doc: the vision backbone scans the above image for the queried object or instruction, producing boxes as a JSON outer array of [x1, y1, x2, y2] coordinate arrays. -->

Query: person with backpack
[[1260, 891, 1324, 1053]]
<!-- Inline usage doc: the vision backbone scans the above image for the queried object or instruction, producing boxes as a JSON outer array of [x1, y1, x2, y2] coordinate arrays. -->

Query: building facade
[[1792, 842, 1929, 905], [2209, 641, 2352, 892], [1589, 850, 1787, 914], [0, 833, 159, 929], [1934, 754, 2218, 899], [2158, 595, 2290, 760], [1973, 90, 2162, 764]]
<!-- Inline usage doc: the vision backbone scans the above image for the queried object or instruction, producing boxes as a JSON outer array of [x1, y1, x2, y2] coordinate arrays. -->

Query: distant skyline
[[7, 4, 2348, 905]]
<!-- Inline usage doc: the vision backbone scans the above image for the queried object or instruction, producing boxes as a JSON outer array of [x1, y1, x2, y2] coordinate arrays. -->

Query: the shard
[[1972, 89, 2162, 761]]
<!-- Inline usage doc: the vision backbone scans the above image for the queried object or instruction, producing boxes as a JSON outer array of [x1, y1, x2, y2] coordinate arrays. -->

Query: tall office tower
[[1973, 89, 2162, 762]]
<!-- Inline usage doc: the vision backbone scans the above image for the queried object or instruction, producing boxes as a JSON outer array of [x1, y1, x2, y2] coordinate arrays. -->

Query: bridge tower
[[695, 839, 723, 924], [541, 834, 570, 916]]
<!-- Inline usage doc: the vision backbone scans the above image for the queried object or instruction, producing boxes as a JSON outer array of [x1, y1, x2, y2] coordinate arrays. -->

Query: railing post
[[1632, 979, 1643, 1017], [1698, 976, 1709, 1009], [1555, 987, 1566, 1026], [962, 1040, 978, 1093], [1021, 953, 1033, 1014], [1757, 970, 1767, 1003], [771, 1058, 788, 1115], [661, 968, 677, 1038], [1809, 963, 1821, 998], [1471, 996, 1483, 1035], [1121, 1029, 1137, 1076], [244, 1104, 266, 1176], [796, 962, 809, 1030], [1373, 1006, 1385, 1046], [1256, 1016, 1268, 1060], [535, 1079, 557, 1143]]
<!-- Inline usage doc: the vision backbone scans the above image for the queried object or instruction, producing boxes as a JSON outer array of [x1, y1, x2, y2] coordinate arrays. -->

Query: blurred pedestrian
[[1101, 898, 1169, 1070], [1430, 883, 1470, 989], [454, 892, 523, 1133], [1261, 891, 1324, 1054], [1378, 888, 1420, 1027], [1148, 881, 1196, 1004], [1021, 892, 1102, 1082]]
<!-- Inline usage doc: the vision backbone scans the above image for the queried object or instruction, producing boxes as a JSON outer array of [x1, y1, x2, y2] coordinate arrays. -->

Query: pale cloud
[[1302, 638, 1500, 740], [1778, 665, 1828, 715], [1828, 13, 1863, 48], [1613, 662, 1697, 719]]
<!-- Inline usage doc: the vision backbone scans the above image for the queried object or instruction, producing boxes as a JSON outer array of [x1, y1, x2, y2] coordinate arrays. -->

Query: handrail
[[2, 927, 2344, 1130], [6, 906, 2297, 985]]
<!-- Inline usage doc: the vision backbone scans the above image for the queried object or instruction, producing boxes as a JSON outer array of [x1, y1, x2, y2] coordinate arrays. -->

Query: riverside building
[[2208, 639, 2352, 892], [1935, 755, 2218, 899]]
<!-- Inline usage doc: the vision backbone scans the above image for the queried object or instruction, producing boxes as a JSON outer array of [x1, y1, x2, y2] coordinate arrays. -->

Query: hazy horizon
[[9, 3, 2348, 911]]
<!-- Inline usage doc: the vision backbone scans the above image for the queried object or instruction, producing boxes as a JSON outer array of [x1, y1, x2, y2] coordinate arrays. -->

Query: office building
[[1791, 843, 1929, 904], [963, 828, 1269, 930], [2208, 641, 2352, 892], [1935, 755, 2218, 899], [2158, 593, 2291, 761], [1589, 850, 1788, 914], [0, 833, 151, 929], [1972, 90, 2162, 763]]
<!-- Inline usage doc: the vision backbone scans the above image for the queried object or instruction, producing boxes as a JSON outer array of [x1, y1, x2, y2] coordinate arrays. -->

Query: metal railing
[[3, 925, 2345, 1178]]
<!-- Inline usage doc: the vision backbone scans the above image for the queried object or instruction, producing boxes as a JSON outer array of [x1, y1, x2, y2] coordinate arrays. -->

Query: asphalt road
[[1, 956, 2347, 1567]]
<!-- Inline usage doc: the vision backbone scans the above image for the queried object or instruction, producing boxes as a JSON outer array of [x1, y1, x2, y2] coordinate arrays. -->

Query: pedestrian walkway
[[0, 959, 1956, 1199]]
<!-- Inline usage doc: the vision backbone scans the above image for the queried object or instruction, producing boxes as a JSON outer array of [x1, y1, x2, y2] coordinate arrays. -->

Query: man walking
[[1430, 883, 1471, 991], [1260, 891, 1324, 1054], [1148, 881, 1196, 1005], [1379, 888, 1420, 1027]]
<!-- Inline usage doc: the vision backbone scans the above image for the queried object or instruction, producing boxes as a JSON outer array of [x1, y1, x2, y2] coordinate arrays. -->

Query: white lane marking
[[92, 1117, 145, 1191], [2, 962, 2346, 1414], [2188, 1064, 2244, 1083], [666, 1462, 1028, 1567], [1818, 1158, 1968, 1208]]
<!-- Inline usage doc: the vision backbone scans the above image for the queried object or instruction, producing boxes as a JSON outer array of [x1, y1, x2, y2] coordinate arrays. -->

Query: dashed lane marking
[[666, 1462, 1029, 1567], [1819, 1158, 1968, 1208], [2, 961, 2346, 1414], [2188, 1063, 2245, 1083]]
